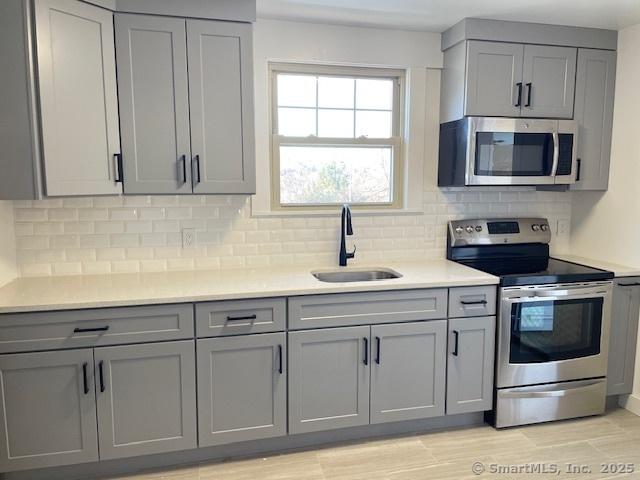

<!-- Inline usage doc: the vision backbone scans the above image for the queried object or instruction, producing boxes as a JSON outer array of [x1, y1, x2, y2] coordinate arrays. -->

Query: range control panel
[[448, 218, 552, 246]]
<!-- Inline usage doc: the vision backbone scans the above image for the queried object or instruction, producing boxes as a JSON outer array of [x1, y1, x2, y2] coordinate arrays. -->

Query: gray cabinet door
[[446, 316, 495, 415], [289, 326, 370, 434], [607, 279, 640, 395], [35, 0, 121, 196], [0, 349, 98, 472], [465, 41, 524, 117], [197, 333, 286, 447], [115, 14, 192, 194], [94, 340, 197, 460], [571, 49, 616, 191], [187, 20, 255, 194], [370, 321, 446, 424], [521, 45, 577, 118]]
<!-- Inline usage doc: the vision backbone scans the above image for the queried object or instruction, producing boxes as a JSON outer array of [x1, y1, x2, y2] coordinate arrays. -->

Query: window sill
[[250, 207, 424, 218]]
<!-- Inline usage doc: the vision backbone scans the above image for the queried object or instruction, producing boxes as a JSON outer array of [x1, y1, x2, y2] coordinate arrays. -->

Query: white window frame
[[269, 63, 406, 210]]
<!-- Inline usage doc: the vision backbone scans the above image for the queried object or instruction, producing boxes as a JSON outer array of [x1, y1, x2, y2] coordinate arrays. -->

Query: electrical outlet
[[182, 228, 196, 249], [556, 219, 569, 236]]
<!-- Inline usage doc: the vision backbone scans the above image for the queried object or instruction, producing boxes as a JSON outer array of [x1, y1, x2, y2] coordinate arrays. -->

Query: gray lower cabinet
[[607, 279, 640, 395], [571, 48, 617, 191], [0, 349, 99, 472], [446, 316, 496, 415], [289, 326, 370, 434], [370, 321, 447, 424], [197, 333, 286, 446], [94, 340, 197, 460]]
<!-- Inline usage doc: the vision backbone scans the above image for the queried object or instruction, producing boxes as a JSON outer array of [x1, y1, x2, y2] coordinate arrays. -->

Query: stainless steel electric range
[[447, 218, 614, 428]]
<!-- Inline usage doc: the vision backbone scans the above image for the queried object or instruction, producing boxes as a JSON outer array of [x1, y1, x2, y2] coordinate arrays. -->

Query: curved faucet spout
[[339, 204, 356, 267]]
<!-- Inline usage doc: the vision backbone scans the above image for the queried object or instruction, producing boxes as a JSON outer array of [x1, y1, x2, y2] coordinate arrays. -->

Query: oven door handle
[[550, 131, 559, 176], [505, 291, 608, 304], [500, 380, 603, 399]]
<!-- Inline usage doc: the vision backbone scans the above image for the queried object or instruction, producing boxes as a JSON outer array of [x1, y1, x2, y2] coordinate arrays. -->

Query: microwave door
[[553, 122, 579, 185]]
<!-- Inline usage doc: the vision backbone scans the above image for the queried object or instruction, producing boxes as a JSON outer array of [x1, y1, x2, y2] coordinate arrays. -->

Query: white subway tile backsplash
[[10, 188, 573, 277]]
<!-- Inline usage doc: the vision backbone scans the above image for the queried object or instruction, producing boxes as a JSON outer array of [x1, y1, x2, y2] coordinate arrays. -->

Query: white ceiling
[[256, 0, 640, 32]]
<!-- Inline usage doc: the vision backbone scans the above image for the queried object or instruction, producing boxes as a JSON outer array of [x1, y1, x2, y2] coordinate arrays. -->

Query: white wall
[[0, 201, 17, 286], [569, 22, 640, 414]]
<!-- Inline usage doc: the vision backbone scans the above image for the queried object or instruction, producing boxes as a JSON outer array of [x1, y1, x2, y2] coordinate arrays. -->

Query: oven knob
[[541, 224, 549, 231], [475, 225, 482, 232], [455, 226, 464, 234], [465, 226, 474, 233], [531, 224, 540, 231]]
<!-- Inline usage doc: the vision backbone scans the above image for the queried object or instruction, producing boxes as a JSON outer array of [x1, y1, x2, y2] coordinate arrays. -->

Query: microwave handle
[[551, 131, 559, 176]]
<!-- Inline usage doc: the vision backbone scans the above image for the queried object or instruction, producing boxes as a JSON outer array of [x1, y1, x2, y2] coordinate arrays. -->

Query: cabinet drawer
[[0, 304, 194, 353], [195, 298, 286, 337], [288, 289, 448, 330], [448, 286, 497, 318]]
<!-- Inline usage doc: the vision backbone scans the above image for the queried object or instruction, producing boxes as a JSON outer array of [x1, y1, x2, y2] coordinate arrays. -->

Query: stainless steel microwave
[[438, 117, 578, 186]]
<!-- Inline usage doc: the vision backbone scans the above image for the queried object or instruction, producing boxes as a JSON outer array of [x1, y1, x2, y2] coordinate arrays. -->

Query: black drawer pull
[[226, 314, 257, 322], [74, 326, 109, 333], [278, 345, 283, 375], [179, 155, 187, 184], [99, 360, 105, 393], [114, 153, 123, 183], [452, 330, 459, 357], [515, 82, 523, 107], [619, 283, 640, 287], [460, 300, 488, 306], [363, 337, 369, 366], [193, 154, 201, 185], [525, 82, 532, 107], [82, 362, 89, 395], [375, 336, 381, 365]]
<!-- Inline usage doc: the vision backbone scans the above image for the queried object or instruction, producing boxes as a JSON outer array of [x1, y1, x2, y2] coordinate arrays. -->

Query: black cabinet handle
[[363, 337, 368, 366], [226, 314, 257, 322], [460, 300, 487, 306], [375, 336, 381, 365], [515, 82, 523, 107], [576, 158, 582, 182], [114, 154, 123, 183], [82, 362, 89, 395], [179, 155, 187, 184], [73, 326, 109, 333], [99, 360, 105, 393], [525, 83, 532, 107], [193, 154, 201, 185], [452, 330, 459, 357], [619, 283, 640, 287], [278, 345, 283, 375]]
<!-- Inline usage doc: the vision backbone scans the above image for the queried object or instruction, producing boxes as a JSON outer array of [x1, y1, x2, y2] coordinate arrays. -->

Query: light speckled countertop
[[0, 261, 498, 314], [552, 254, 640, 278]]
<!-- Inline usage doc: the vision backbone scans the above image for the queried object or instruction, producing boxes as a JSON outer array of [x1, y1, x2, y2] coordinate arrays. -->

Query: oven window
[[475, 132, 554, 176], [510, 298, 603, 363]]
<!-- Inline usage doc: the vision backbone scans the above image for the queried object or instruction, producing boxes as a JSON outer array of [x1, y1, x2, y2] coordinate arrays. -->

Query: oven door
[[466, 117, 558, 186], [497, 282, 612, 388]]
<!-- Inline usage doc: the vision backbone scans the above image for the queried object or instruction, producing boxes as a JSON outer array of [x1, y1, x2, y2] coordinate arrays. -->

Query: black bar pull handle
[[99, 360, 105, 393], [576, 158, 582, 182], [278, 345, 283, 375], [460, 299, 488, 306], [226, 314, 257, 322], [193, 154, 201, 185], [619, 283, 640, 287], [179, 155, 187, 184], [452, 330, 459, 357], [515, 82, 523, 107], [74, 326, 109, 333], [525, 82, 532, 107], [375, 336, 381, 365], [363, 337, 369, 366], [82, 362, 89, 395], [114, 154, 123, 183]]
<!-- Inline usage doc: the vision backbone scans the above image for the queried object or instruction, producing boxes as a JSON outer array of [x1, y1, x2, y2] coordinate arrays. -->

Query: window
[[270, 64, 404, 209]]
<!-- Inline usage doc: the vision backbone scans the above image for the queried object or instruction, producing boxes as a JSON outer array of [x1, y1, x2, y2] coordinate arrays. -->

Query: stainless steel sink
[[312, 268, 402, 283]]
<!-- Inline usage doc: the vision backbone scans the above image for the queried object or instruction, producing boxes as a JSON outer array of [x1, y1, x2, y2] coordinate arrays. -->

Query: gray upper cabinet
[[370, 321, 446, 424], [187, 20, 255, 194], [197, 333, 286, 447], [115, 14, 192, 195], [35, 0, 122, 196], [94, 340, 197, 460], [465, 41, 524, 117], [521, 45, 577, 118], [571, 49, 616, 191], [446, 316, 495, 415], [0, 349, 99, 472], [289, 326, 370, 434], [607, 279, 640, 396]]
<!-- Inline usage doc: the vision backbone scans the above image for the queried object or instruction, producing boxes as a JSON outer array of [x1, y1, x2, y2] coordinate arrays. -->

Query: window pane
[[318, 77, 354, 108], [277, 74, 316, 107], [318, 109, 354, 138], [356, 78, 394, 110], [278, 108, 316, 136], [280, 146, 392, 205], [355, 111, 392, 138]]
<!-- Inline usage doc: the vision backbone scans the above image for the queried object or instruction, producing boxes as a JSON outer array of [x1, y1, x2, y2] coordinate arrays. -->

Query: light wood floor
[[105, 409, 640, 480]]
